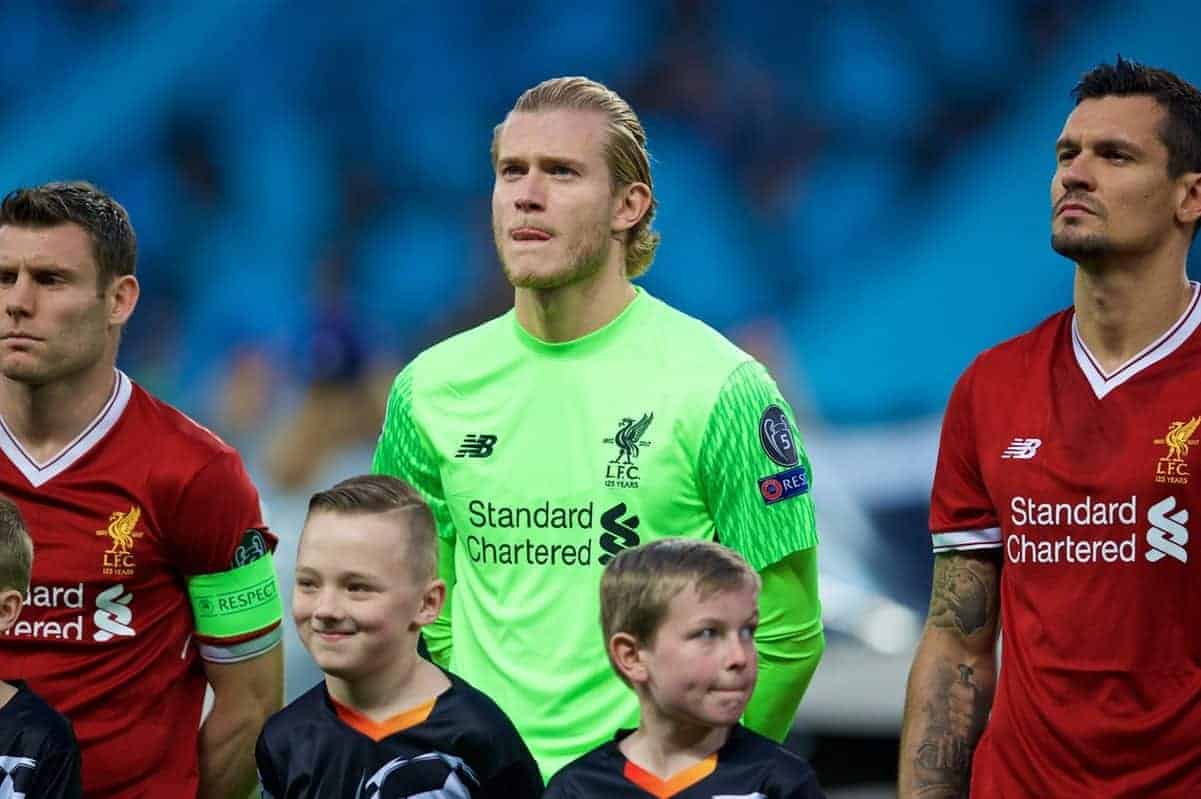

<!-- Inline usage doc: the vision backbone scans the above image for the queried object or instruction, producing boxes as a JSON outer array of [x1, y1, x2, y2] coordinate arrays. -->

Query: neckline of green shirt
[[510, 286, 649, 357]]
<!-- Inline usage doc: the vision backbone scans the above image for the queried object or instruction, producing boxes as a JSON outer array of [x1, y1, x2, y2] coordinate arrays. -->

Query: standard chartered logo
[[1004, 494, 1190, 566], [93, 583, 136, 642], [2, 583, 136, 642], [463, 500, 642, 566], [598, 503, 640, 564], [1146, 496, 1189, 564]]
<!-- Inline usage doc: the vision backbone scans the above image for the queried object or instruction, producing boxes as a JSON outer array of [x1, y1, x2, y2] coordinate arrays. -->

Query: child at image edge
[[0, 495, 82, 798], [254, 474, 543, 798], [545, 538, 826, 798]]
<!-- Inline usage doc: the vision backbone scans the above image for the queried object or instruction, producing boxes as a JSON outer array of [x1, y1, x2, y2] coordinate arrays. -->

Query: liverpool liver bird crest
[[1165, 416, 1201, 461], [608, 413, 653, 465], [97, 506, 144, 552]]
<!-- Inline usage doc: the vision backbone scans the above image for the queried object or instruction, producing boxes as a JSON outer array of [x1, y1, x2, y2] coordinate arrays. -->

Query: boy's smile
[[292, 511, 428, 683]]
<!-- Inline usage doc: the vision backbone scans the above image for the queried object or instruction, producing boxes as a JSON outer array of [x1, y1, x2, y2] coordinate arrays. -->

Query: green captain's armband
[[187, 552, 283, 641]]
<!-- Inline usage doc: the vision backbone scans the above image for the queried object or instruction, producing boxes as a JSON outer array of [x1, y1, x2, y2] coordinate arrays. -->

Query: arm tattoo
[[905, 553, 1000, 797], [912, 662, 990, 798], [928, 554, 996, 638]]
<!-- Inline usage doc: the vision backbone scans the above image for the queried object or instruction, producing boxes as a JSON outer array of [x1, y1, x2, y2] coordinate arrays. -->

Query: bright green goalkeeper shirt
[[373, 288, 818, 778]]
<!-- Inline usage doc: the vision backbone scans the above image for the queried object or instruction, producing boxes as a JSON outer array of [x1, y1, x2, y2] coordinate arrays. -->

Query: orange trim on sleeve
[[331, 695, 437, 742], [622, 753, 717, 798]]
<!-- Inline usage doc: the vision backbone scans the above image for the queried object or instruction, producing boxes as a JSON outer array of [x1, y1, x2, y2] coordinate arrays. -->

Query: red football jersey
[[0, 371, 278, 798], [930, 283, 1201, 797]]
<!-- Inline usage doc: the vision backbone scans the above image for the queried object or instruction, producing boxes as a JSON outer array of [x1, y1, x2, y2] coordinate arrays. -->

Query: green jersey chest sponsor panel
[[439, 387, 712, 572]]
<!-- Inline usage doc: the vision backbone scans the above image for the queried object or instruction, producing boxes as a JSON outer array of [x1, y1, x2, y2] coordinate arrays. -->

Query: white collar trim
[[1072, 281, 1201, 400], [0, 370, 133, 487]]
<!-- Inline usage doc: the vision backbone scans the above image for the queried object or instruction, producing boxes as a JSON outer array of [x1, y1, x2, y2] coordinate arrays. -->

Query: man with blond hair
[[374, 76, 823, 779]]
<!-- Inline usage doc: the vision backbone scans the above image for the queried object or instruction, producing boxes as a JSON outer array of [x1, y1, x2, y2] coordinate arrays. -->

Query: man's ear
[[1177, 170, 1201, 230], [107, 274, 139, 327], [611, 182, 652, 236]]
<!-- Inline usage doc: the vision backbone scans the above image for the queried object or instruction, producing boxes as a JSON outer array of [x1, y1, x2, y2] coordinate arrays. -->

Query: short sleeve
[[778, 765, 827, 799], [480, 757, 544, 799], [541, 771, 580, 799], [165, 448, 280, 660], [165, 448, 274, 574], [929, 360, 1001, 553], [761, 742, 826, 799], [469, 690, 544, 799], [697, 361, 818, 571], [31, 741, 83, 799], [254, 729, 285, 799]]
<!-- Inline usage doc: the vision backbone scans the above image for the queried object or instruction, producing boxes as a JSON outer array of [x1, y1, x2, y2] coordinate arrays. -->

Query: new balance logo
[[1002, 438, 1042, 459], [455, 434, 497, 458], [1147, 496, 1189, 563]]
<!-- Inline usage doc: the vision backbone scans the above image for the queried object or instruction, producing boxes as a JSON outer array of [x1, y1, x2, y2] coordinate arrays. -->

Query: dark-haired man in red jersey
[[0, 181, 284, 798], [901, 57, 1201, 798]]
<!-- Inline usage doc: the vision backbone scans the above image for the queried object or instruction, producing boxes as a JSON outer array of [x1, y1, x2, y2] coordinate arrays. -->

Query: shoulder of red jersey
[[125, 381, 241, 462], [965, 306, 1073, 382]]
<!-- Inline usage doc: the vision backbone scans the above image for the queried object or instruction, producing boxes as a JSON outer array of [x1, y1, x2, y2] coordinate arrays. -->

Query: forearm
[[898, 628, 996, 798], [199, 693, 275, 799], [743, 621, 824, 740], [899, 551, 1001, 799], [199, 646, 283, 799], [743, 548, 824, 741]]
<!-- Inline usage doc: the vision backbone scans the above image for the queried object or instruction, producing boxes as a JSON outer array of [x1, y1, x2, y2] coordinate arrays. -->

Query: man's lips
[[1, 333, 42, 345], [1056, 201, 1097, 217], [511, 227, 552, 241]]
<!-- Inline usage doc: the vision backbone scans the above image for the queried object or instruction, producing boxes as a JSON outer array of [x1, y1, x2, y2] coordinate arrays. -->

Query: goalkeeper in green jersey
[[373, 75, 824, 780]]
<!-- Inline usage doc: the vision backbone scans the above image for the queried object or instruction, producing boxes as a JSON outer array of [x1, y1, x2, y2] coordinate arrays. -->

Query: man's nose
[[515, 173, 547, 213], [4, 274, 35, 318], [1059, 155, 1096, 193]]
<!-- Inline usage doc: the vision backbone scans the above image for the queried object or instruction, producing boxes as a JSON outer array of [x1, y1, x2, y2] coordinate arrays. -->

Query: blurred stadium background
[[7, 1, 1198, 794]]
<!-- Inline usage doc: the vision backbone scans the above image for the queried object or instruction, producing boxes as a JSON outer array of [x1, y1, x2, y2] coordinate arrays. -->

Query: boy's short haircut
[[600, 539, 760, 683], [306, 474, 437, 581], [0, 495, 33, 595]]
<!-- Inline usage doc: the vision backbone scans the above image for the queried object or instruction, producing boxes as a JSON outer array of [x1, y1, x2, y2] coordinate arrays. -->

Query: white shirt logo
[[357, 752, 479, 798], [0, 756, 37, 799], [93, 584, 135, 642], [1002, 438, 1042, 459], [1147, 496, 1189, 563]]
